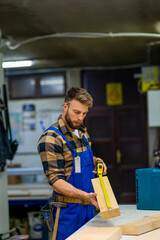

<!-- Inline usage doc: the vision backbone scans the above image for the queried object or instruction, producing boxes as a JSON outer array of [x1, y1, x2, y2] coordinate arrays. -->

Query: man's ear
[[63, 102, 68, 112]]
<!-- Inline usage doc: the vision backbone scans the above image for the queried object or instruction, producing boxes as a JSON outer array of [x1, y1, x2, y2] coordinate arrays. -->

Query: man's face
[[63, 99, 88, 130]]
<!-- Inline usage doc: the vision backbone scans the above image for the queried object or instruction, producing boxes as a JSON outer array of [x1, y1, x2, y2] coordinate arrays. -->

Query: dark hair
[[65, 87, 93, 107]]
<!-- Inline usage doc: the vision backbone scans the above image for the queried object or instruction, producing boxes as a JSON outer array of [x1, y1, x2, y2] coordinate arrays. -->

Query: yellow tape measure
[[97, 160, 112, 210]]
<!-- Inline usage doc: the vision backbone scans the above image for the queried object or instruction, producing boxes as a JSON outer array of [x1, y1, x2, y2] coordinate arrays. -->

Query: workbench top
[[67, 204, 160, 239]]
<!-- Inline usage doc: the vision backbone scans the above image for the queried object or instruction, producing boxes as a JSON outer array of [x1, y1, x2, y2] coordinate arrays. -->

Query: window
[[40, 75, 65, 96], [10, 77, 36, 98], [7, 72, 66, 99]]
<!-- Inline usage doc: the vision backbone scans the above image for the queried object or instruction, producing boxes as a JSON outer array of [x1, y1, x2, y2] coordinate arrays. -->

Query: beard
[[65, 110, 82, 130]]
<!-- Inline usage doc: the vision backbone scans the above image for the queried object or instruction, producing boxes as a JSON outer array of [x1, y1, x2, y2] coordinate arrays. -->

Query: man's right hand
[[85, 192, 99, 209]]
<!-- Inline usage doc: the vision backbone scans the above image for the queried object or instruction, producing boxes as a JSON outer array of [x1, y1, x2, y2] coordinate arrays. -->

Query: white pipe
[[3, 32, 160, 50]]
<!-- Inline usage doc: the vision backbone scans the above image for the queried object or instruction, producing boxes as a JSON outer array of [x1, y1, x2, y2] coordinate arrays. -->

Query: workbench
[[66, 204, 160, 239]]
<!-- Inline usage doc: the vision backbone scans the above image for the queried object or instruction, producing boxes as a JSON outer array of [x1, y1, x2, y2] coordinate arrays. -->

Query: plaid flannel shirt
[[37, 115, 93, 186]]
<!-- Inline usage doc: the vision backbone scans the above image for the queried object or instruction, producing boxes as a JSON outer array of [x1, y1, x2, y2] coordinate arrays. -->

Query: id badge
[[74, 156, 81, 173]]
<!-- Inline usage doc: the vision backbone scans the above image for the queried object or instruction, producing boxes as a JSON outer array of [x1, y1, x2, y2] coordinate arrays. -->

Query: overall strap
[[82, 134, 93, 160], [46, 127, 75, 152], [82, 135, 91, 150]]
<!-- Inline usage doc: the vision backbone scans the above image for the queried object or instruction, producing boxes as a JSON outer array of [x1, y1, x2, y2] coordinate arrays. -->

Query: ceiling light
[[2, 60, 34, 68], [154, 22, 160, 33]]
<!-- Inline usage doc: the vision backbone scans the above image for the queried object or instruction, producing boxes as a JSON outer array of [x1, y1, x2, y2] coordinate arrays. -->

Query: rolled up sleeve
[[38, 133, 65, 186]]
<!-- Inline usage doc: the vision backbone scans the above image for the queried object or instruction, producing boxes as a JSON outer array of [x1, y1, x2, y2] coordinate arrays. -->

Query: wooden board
[[8, 189, 51, 196], [119, 213, 160, 235], [8, 183, 52, 197], [67, 227, 121, 240], [131, 228, 160, 239], [92, 176, 120, 220]]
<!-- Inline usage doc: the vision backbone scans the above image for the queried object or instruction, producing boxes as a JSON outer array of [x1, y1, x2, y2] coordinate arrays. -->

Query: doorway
[[82, 68, 148, 203]]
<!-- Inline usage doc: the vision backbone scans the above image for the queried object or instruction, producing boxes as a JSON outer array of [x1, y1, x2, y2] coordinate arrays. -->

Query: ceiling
[[1, 0, 160, 70]]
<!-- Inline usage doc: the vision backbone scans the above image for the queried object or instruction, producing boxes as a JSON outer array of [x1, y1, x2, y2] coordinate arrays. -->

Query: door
[[82, 68, 148, 203], [115, 107, 148, 202], [85, 108, 116, 189]]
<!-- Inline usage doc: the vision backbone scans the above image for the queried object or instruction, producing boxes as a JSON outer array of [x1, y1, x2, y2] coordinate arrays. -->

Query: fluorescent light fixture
[[2, 60, 34, 68]]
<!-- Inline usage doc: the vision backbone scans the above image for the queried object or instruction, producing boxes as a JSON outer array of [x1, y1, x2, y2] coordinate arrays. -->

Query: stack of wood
[[119, 213, 160, 239]]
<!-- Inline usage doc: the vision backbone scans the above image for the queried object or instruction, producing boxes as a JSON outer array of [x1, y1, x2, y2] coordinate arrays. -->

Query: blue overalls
[[47, 127, 95, 240]]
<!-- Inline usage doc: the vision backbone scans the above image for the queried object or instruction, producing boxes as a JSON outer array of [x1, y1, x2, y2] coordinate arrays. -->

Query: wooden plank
[[131, 228, 160, 239], [67, 227, 121, 240], [8, 189, 51, 197], [92, 176, 120, 220], [119, 213, 160, 235]]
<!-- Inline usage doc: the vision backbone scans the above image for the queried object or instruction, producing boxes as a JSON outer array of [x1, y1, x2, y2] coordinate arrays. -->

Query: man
[[38, 87, 107, 240]]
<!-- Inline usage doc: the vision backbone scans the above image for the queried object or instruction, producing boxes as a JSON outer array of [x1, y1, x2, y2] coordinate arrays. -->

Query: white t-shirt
[[72, 129, 79, 137]]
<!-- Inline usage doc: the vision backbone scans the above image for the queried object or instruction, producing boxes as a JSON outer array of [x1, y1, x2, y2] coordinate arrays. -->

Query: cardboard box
[[8, 175, 22, 185], [7, 163, 22, 185]]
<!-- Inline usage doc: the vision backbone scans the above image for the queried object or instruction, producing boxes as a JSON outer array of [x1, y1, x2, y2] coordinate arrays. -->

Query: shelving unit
[[7, 167, 52, 239], [7, 167, 52, 203]]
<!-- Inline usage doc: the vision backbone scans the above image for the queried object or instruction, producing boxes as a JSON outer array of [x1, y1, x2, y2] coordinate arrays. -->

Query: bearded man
[[38, 87, 107, 240]]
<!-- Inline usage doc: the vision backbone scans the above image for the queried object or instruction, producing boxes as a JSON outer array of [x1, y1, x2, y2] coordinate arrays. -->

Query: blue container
[[136, 168, 160, 210]]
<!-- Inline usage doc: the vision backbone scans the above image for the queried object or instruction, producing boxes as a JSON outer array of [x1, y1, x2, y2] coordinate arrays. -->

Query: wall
[[147, 90, 160, 167], [7, 70, 81, 182], [0, 53, 9, 235]]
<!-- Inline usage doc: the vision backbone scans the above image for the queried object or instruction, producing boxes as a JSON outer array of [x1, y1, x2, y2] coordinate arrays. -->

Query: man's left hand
[[93, 157, 107, 175]]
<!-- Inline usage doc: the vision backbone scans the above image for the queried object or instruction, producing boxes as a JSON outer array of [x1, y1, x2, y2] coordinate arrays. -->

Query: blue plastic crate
[[136, 168, 160, 210]]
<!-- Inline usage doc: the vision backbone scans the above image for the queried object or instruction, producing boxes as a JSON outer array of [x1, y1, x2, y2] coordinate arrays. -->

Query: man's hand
[[93, 157, 107, 175], [84, 192, 99, 209]]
